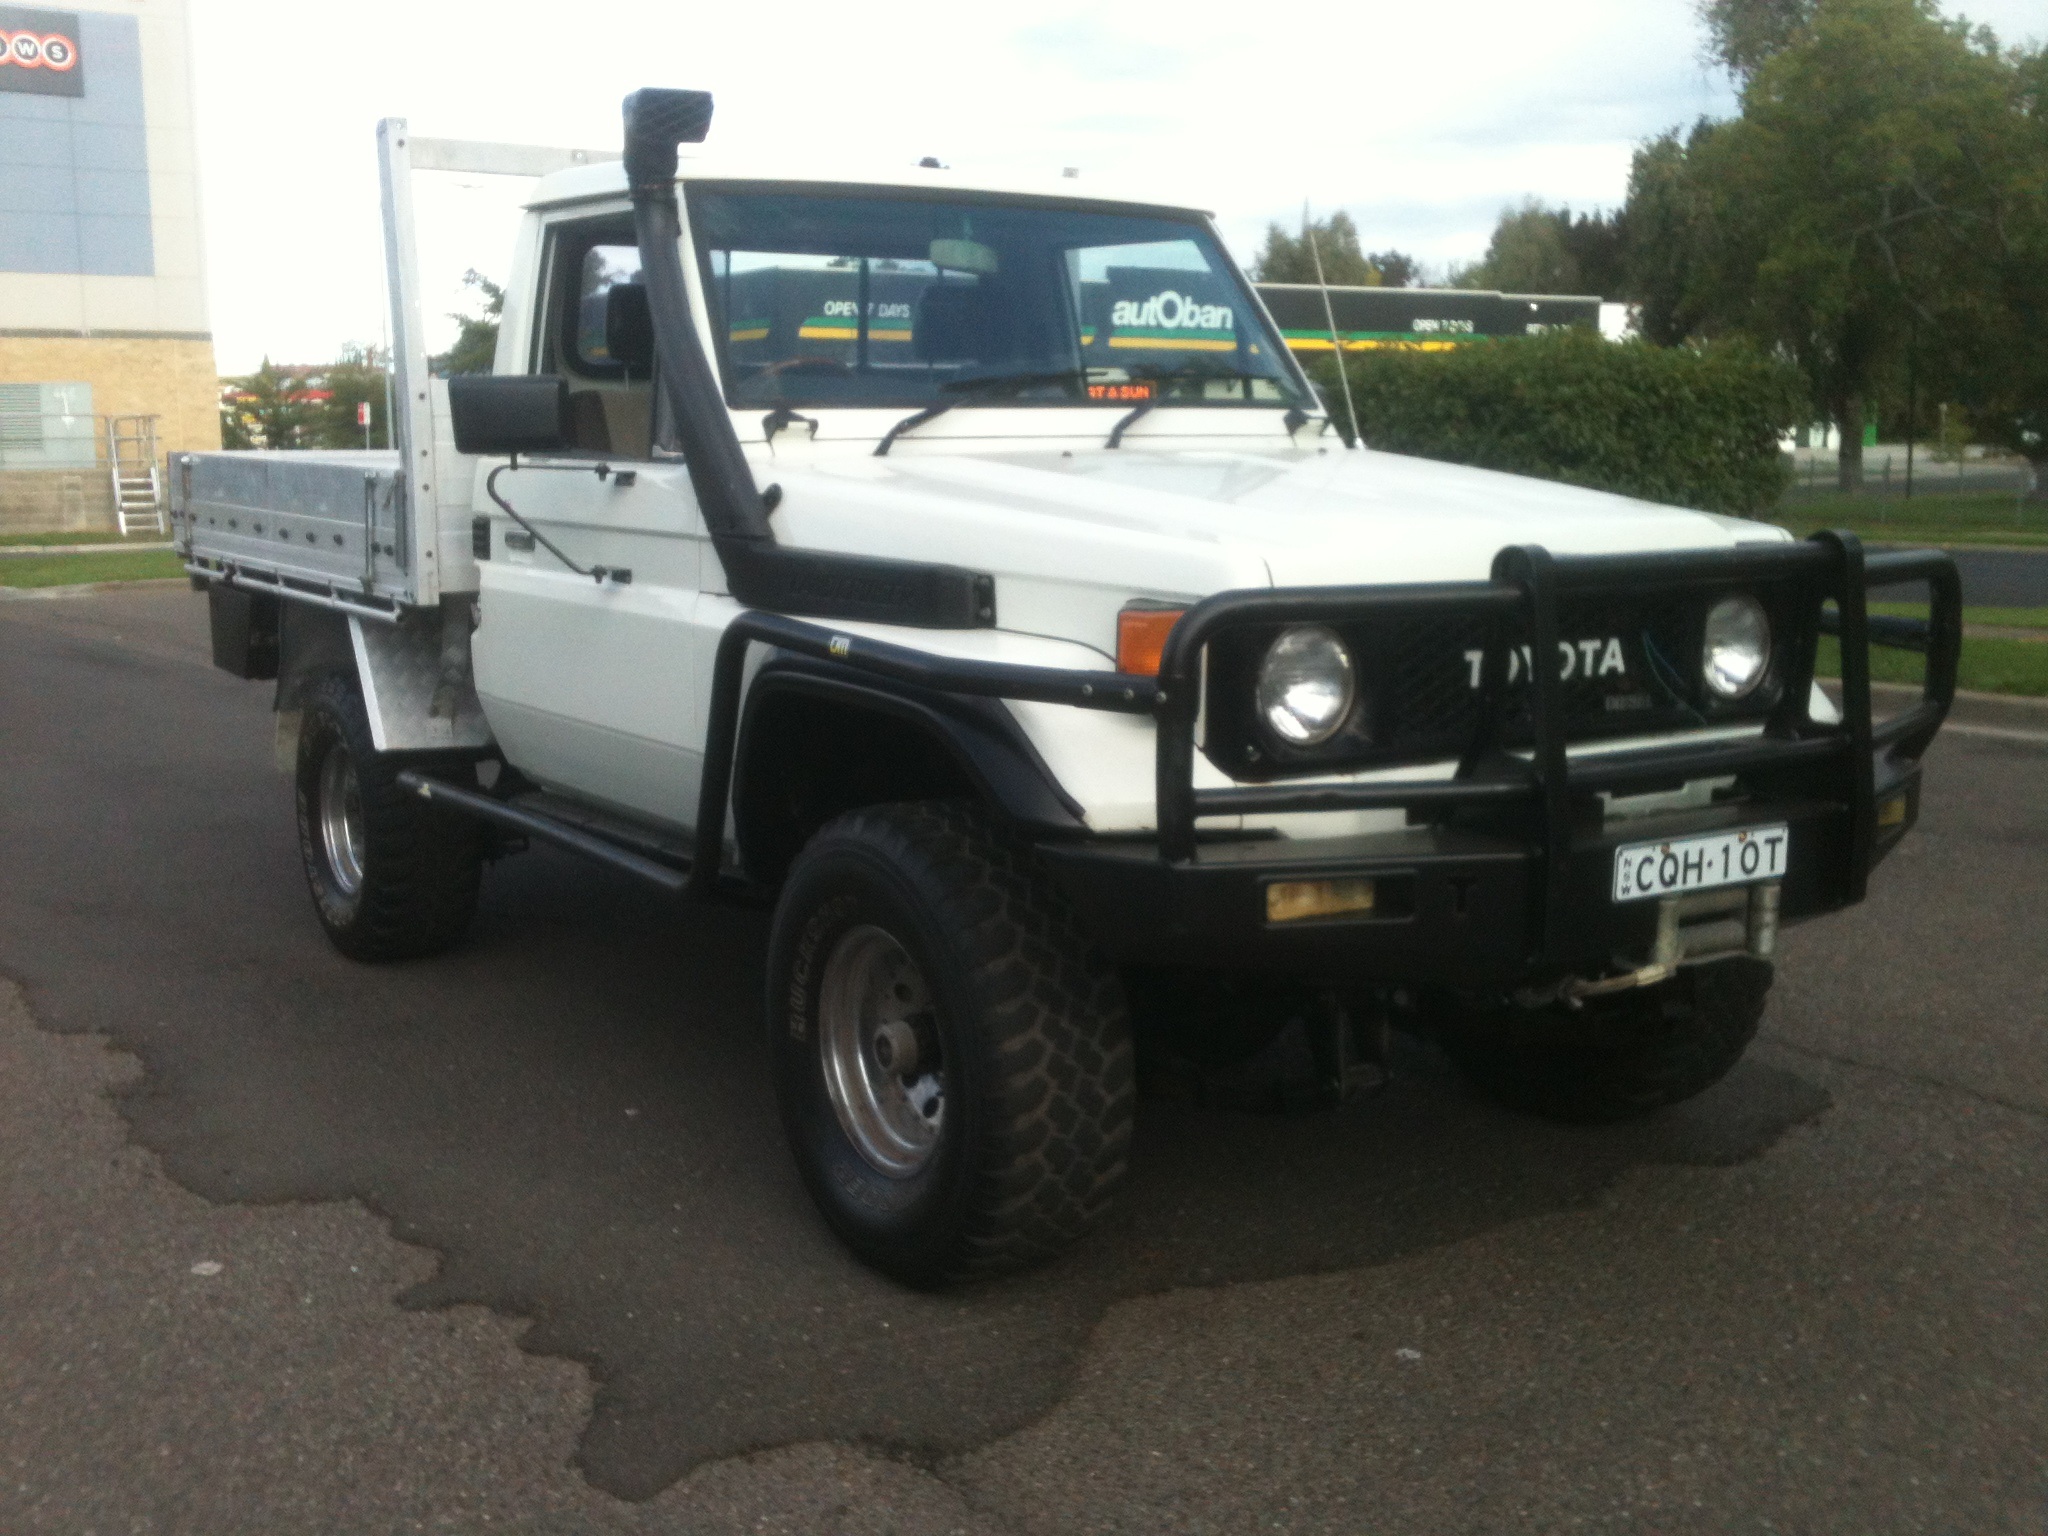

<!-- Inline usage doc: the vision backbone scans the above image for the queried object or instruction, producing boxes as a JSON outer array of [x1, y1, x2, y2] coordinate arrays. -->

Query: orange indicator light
[[1116, 607, 1185, 677]]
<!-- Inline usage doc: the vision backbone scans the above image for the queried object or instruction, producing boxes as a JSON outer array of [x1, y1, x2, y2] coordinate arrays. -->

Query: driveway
[[2, 586, 2041, 1533]]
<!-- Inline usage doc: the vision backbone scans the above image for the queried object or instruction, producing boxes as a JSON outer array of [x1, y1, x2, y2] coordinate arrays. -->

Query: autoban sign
[[0, 7, 84, 97]]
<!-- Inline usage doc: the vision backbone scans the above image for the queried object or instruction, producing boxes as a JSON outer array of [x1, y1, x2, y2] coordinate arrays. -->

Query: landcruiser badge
[[1463, 639, 1627, 689]]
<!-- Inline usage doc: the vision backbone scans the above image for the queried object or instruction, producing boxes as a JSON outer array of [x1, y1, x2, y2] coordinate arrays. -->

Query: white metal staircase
[[107, 415, 164, 536]]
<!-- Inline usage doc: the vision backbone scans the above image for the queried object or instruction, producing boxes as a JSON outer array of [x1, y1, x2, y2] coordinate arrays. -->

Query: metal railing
[[1783, 447, 2036, 509]]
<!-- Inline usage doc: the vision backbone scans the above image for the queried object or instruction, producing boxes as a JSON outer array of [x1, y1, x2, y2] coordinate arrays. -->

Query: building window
[[0, 382, 96, 467]]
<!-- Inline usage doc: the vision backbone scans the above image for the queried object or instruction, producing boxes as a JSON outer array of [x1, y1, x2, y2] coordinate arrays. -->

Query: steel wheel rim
[[818, 923, 945, 1178], [318, 743, 366, 897]]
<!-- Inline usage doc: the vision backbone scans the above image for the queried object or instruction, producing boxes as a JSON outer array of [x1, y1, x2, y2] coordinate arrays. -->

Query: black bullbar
[[689, 533, 1959, 981]]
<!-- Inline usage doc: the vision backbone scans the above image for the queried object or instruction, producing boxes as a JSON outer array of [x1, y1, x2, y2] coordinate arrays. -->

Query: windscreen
[[686, 186, 1308, 411]]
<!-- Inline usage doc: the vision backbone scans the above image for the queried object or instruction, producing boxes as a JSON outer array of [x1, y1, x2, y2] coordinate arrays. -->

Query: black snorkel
[[621, 88, 995, 628]]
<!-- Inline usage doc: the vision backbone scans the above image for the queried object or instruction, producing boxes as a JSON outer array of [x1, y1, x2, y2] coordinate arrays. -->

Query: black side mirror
[[448, 374, 569, 456]]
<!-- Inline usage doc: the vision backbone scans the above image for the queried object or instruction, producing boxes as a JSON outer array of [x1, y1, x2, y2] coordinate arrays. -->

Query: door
[[470, 210, 711, 830]]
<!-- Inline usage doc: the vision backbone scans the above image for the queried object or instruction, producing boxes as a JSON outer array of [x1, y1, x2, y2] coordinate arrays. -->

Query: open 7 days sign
[[0, 7, 84, 98]]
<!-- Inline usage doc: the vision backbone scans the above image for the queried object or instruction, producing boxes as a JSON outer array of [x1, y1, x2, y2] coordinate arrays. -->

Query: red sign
[[0, 7, 83, 98], [357, 401, 372, 427], [0, 29, 74, 67]]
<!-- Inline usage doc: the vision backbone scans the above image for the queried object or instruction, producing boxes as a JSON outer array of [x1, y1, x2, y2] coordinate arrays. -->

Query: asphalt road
[[1878, 544, 2048, 607], [2, 584, 2043, 1533]]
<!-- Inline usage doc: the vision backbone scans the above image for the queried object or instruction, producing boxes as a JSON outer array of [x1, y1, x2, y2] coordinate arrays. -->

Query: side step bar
[[395, 770, 689, 895]]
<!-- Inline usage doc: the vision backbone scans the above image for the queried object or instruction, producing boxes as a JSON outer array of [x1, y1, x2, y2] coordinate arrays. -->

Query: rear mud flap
[[348, 610, 493, 753]]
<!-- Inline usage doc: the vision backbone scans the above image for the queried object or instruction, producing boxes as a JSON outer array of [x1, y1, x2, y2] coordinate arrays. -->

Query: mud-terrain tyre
[[766, 802, 1134, 1285], [1432, 959, 1772, 1124], [294, 672, 483, 962]]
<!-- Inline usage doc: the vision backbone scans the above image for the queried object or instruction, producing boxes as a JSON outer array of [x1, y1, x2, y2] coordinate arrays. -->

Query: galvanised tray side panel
[[174, 450, 418, 606]]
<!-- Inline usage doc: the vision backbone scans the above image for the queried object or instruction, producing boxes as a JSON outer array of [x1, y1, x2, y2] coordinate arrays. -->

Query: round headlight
[[1257, 626, 1356, 745], [1702, 594, 1771, 700]]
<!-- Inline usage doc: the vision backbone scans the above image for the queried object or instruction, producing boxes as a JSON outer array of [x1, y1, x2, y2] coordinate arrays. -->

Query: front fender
[[731, 658, 1085, 884]]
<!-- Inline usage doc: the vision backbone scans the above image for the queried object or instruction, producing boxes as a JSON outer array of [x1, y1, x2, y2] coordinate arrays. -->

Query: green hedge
[[1311, 330, 1803, 515]]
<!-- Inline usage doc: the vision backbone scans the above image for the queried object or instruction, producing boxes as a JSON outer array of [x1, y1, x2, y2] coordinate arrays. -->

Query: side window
[[535, 215, 656, 458]]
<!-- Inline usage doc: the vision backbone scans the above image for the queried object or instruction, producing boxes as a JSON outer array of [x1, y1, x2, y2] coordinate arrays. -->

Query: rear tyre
[[294, 672, 483, 962], [1431, 959, 1771, 1124], [767, 802, 1133, 1285]]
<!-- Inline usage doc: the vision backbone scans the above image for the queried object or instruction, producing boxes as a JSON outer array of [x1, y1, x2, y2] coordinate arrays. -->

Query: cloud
[[1009, 16, 1193, 83], [186, 0, 2041, 370], [1050, 113, 1176, 137]]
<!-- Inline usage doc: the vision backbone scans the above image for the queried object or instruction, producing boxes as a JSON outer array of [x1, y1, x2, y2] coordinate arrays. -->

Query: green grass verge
[[0, 529, 166, 548], [1776, 489, 2048, 547], [1817, 634, 2048, 696], [0, 550, 187, 588]]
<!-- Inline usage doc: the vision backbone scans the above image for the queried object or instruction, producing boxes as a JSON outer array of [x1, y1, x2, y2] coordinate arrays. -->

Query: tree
[[218, 357, 316, 450], [1250, 213, 1382, 286], [303, 343, 391, 451], [1952, 45, 2048, 500], [432, 269, 505, 376], [1364, 250, 1420, 288], [218, 345, 392, 452], [1622, 123, 1722, 345], [218, 390, 256, 450], [1464, 201, 1627, 296], [1697, 0, 1817, 80], [1670, 0, 2017, 489], [1479, 202, 1574, 292], [1561, 210, 1629, 298]]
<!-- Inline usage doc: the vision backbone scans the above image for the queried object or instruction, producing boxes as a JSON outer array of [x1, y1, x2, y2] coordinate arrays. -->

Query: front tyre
[[1432, 958, 1772, 1124], [767, 803, 1133, 1285], [294, 672, 483, 962]]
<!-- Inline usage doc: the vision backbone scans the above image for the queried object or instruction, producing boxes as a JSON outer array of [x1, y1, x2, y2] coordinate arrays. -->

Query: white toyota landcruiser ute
[[177, 89, 1961, 1284]]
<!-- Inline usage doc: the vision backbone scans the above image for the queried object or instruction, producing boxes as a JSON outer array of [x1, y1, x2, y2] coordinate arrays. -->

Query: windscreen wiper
[[1106, 399, 1154, 448], [1103, 366, 1289, 447], [873, 370, 1086, 457], [873, 402, 950, 458]]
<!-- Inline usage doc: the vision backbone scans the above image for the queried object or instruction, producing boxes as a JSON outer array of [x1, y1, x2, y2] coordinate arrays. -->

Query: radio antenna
[[1305, 202, 1362, 449]]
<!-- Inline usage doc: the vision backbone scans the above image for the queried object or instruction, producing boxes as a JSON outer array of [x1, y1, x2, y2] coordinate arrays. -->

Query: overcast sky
[[186, 0, 2046, 373]]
